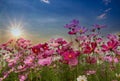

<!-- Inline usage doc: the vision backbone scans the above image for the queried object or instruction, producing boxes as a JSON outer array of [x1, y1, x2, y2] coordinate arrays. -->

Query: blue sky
[[0, 0, 120, 43]]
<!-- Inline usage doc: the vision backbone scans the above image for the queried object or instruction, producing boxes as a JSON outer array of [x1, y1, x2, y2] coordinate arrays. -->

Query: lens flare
[[11, 28, 21, 37]]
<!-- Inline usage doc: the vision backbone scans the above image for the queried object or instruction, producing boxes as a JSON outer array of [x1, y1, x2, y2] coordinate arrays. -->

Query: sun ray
[[9, 20, 24, 38]]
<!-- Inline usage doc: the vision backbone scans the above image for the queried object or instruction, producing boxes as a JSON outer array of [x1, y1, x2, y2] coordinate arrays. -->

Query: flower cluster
[[0, 19, 120, 81]]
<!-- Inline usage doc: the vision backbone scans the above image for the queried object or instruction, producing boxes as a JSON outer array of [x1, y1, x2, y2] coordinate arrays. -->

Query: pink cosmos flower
[[76, 35, 87, 42], [19, 74, 27, 81], [104, 56, 112, 62], [6, 58, 17, 68], [0, 69, 14, 81], [16, 38, 31, 49], [104, 56, 119, 63], [114, 50, 120, 55], [96, 38, 103, 43], [49, 39, 59, 47], [24, 56, 35, 66], [85, 70, 96, 75], [38, 57, 52, 66], [55, 38, 67, 45], [107, 34, 118, 41]]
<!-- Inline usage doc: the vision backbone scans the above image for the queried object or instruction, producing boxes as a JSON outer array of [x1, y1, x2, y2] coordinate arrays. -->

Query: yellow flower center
[[81, 79, 84, 81], [80, 30, 83, 33], [30, 59, 33, 62]]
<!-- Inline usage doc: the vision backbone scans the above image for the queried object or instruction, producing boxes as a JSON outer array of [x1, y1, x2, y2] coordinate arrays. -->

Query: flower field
[[0, 19, 120, 81]]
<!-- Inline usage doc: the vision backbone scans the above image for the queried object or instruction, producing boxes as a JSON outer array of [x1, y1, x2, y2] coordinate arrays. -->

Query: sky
[[0, 0, 120, 43]]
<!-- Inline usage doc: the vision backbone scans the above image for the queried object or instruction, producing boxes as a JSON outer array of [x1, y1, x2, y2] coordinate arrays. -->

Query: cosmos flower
[[16, 38, 31, 49], [77, 75, 87, 81], [49, 39, 60, 47], [102, 40, 118, 52], [77, 26, 88, 34], [68, 28, 78, 35], [104, 56, 119, 63], [76, 35, 87, 41], [24, 56, 35, 66], [6, 58, 17, 68], [96, 38, 103, 43], [19, 74, 27, 81], [55, 38, 67, 45], [40, 43, 49, 51], [85, 70, 96, 75], [93, 24, 106, 30], [86, 56, 97, 64], [32, 45, 40, 54], [83, 42, 97, 54], [38, 57, 52, 66], [116, 73, 120, 78], [62, 50, 79, 66], [107, 34, 118, 41], [64, 19, 79, 29]]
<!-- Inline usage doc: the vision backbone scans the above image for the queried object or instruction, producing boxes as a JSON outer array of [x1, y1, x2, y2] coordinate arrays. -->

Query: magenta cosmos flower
[[102, 40, 118, 51], [83, 42, 97, 54], [62, 50, 79, 66]]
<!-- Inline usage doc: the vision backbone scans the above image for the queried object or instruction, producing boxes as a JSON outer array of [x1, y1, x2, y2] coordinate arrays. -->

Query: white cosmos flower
[[77, 75, 87, 81], [116, 73, 120, 78]]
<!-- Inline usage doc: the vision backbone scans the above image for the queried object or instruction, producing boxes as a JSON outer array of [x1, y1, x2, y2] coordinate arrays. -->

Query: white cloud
[[103, 0, 111, 5], [97, 13, 107, 20], [105, 8, 111, 12], [97, 8, 111, 20], [41, 0, 50, 4]]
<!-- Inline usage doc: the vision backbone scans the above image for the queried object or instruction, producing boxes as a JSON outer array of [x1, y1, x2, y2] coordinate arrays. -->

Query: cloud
[[41, 0, 50, 4], [97, 8, 111, 20], [105, 8, 111, 12], [97, 13, 107, 20], [103, 0, 111, 5]]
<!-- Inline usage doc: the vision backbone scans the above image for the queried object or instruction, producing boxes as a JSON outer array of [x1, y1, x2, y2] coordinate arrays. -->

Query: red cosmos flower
[[83, 42, 97, 54], [32, 45, 40, 54], [32, 43, 49, 54], [40, 43, 49, 50], [102, 40, 118, 51]]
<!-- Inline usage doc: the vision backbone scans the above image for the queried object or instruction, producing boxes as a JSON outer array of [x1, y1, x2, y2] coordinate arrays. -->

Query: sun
[[11, 27, 21, 37], [9, 20, 24, 38]]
